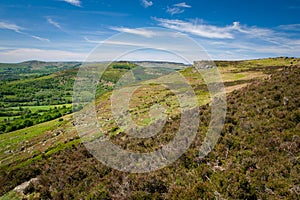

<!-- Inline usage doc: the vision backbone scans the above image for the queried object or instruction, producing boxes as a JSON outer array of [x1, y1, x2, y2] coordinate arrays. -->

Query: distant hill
[[133, 61, 189, 70], [0, 61, 81, 81]]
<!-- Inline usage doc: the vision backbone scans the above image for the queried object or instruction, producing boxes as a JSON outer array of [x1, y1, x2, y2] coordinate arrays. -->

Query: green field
[[11, 104, 72, 113]]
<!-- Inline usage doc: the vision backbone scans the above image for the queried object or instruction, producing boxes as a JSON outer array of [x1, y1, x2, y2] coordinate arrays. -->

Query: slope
[[0, 58, 299, 199]]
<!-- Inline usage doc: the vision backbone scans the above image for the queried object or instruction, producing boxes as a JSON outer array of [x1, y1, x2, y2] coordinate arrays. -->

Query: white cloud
[[191, 24, 300, 60], [31, 35, 50, 42], [231, 21, 274, 37], [102, 40, 153, 48], [166, 7, 185, 15], [278, 24, 300, 31], [0, 48, 86, 63], [84, 31, 189, 49], [0, 21, 23, 33], [62, 0, 81, 7], [47, 17, 62, 30], [110, 27, 156, 38], [231, 22, 292, 47], [166, 2, 191, 15], [0, 21, 50, 42], [154, 18, 286, 43], [155, 18, 234, 39], [154, 18, 300, 58], [174, 2, 191, 8], [141, 0, 153, 8], [84, 37, 101, 44], [26, 33, 50, 42]]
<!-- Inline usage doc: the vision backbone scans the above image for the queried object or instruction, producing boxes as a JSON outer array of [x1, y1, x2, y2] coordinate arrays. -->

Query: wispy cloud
[[166, 2, 191, 15], [232, 21, 276, 40], [84, 36, 102, 44], [230, 22, 292, 47], [31, 35, 50, 42], [62, 0, 81, 7], [78, 10, 129, 17], [173, 2, 191, 8], [155, 18, 234, 39], [0, 21, 50, 42], [84, 37, 151, 48], [166, 7, 185, 15], [47, 17, 62, 30], [154, 18, 282, 42], [232, 22, 272, 36], [141, 0, 153, 8], [0, 48, 86, 62], [0, 21, 23, 33], [278, 24, 300, 31], [110, 27, 156, 38], [152, 18, 300, 59]]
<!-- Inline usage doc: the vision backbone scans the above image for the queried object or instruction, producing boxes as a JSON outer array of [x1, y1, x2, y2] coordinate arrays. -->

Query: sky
[[0, 0, 299, 62]]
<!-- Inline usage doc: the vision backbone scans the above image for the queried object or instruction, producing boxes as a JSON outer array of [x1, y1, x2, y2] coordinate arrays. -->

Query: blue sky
[[0, 0, 299, 62]]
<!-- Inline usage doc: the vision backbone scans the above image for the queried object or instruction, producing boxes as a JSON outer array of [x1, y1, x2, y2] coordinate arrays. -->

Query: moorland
[[0, 57, 299, 199]]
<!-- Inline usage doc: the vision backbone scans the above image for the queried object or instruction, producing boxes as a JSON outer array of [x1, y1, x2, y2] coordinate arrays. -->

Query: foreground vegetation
[[0, 57, 299, 199]]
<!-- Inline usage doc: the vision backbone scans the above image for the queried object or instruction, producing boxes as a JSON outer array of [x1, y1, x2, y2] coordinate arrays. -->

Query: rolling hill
[[0, 57, 299, 199]]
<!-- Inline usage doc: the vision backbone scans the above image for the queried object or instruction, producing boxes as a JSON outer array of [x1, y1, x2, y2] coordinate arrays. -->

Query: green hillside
[[0, 61, 81, 81], [0, 58, 299, 199], [1, 61, 177, 134]]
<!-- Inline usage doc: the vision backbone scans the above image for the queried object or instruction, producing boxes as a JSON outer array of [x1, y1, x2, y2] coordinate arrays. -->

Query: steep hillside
[[0, 59, 299, 199]]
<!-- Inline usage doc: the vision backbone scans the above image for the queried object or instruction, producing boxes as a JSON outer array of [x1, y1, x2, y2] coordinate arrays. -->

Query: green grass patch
[[0, 117, 63, 152], [0, 191, 21, 200], [19, 104, 72, 113], [0, 116, 20, 122]]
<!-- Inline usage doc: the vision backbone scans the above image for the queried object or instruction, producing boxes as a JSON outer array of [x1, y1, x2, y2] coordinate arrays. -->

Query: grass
[[0, 116, 19, 122], [245, 57, 298, 66], [92, 59, 276, 137], [0, 191, 21, 200], [1, 58, 299, 198], [2, 64, 299, 199], [0, 114, 72, 167], [0, 119, 61, 151], [18, 104, 72, 113], [0, 58, 289, 155]]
